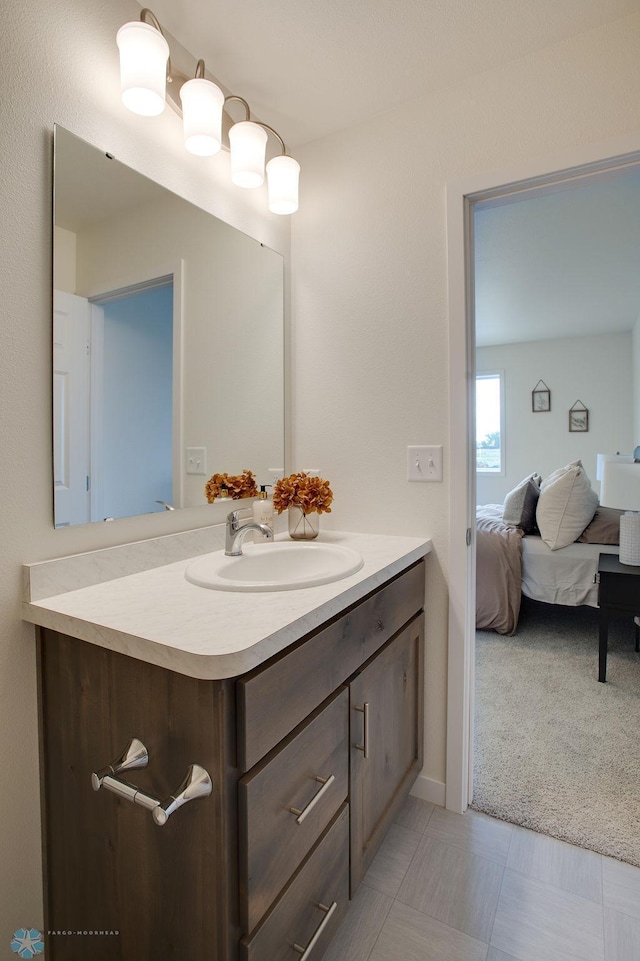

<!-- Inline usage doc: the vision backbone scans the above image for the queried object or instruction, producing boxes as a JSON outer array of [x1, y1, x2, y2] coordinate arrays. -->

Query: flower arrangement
[[204, 469, 258, 503], [272, 472, 333, 515]]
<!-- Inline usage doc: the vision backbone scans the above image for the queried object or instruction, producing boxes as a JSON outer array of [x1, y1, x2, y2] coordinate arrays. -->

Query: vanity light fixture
[[116, 8, 300, 214]]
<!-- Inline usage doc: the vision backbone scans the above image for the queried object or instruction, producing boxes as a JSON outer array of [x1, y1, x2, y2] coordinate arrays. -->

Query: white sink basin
[[184, 541, 364, 592]]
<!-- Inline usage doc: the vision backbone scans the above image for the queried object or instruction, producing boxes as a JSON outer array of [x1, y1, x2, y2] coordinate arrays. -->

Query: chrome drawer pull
[[293, 901, 338, 960], [354, 702, 370, 759], [289, 774, 336, 825], [91, 738, 212, 826]]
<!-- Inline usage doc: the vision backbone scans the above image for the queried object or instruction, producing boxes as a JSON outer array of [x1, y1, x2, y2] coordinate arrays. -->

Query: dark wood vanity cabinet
[[37, 560, 425, 961]]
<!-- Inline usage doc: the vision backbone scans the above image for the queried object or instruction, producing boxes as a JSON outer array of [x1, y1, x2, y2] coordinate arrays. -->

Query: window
[[476, 371, 504, 473]]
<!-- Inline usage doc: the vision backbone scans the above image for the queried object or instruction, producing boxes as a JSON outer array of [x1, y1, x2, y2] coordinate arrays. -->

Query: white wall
[[53, 225, 76, 291], [633, 316, 640, 442], [0, 0, 290, 939], [75, 191, 284, 508], [476, 332, 634, 504], [291, 12, 640, 800]]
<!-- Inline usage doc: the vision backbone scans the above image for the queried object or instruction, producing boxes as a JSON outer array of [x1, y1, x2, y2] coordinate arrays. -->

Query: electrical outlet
[[407, 445, 443, 482], [186, 447, 207, 475]]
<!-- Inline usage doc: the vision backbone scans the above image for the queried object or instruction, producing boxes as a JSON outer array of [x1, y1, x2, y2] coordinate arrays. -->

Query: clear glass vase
[[288, 505, 320, 540]]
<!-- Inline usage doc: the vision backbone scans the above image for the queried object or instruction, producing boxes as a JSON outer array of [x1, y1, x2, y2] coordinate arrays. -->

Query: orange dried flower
[[272, 472, 333, 515], [204, 469, 258, 503]]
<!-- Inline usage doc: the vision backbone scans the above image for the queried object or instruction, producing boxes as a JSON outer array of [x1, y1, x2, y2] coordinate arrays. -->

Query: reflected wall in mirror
[[53, 125, 284, 527]]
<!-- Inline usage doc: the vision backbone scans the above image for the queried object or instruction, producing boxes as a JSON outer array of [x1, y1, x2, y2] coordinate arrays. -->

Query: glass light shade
[[180, 77, 225, 156], [116, 21, 170, 117], [266, 155, 300, 214], [229, 122, 268, 188]]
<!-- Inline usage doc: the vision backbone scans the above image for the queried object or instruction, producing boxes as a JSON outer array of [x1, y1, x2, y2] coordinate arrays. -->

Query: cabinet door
[[349, 613, 424, 891]]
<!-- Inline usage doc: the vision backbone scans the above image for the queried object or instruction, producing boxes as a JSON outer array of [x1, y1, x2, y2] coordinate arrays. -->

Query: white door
[[53, 290, 91, 526]]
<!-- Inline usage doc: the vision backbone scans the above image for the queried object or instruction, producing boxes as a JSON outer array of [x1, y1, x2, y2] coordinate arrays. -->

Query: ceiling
[[474, 164, 640, 346], [144, 0, 636, 149]]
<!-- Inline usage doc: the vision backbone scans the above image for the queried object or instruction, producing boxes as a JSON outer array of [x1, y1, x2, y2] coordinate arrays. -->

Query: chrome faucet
[[225, 508, 274, 556]]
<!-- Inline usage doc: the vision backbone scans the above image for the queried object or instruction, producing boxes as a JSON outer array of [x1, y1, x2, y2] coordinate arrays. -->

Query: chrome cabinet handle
[[91, 738, 212, 826], [354, 702, 370, 759], [293, 901, 338, 960], [289, 774, 336, 825]]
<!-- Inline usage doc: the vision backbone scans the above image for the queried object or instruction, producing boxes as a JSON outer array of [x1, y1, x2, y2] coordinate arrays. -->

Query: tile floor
[[323, 796, 640, 961]]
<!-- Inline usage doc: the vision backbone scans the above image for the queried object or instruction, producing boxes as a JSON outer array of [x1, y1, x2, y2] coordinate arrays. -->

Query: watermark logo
[[10, 929, 44, 959]]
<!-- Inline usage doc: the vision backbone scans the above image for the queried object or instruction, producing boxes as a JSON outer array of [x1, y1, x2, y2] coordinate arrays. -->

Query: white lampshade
[[229, 121, 268, 188], [116, 21, 170, 117], [596, 452, 633, 481], [180, 77, 225, 156], [266, 155, 300, 214], [599, 461, 640, 510], [601, 460, 640, 565]]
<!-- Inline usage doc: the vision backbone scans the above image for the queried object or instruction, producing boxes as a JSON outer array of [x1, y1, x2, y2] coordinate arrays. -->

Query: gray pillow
[[502, 473, 541, 532]]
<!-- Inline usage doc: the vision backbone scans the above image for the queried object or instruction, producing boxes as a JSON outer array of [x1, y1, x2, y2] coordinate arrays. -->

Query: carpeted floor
[[472, 597, 640, 866]]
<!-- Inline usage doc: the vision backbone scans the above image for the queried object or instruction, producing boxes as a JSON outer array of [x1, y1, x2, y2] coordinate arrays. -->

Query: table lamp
[[600, 455, 640, 565]]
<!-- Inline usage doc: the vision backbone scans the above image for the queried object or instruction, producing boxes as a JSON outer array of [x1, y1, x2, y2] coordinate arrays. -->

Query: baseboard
[[410, 773, 445, 807]]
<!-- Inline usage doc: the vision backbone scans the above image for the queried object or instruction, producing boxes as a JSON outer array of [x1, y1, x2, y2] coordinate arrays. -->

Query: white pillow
[[536, 460, 598, 550]]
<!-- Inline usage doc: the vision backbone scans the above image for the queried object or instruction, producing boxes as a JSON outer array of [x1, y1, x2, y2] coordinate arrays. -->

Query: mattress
[[521, 535, 619, 608]]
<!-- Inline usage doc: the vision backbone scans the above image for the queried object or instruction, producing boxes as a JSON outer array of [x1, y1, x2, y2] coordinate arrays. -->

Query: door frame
[[445, 131, 640, 814]]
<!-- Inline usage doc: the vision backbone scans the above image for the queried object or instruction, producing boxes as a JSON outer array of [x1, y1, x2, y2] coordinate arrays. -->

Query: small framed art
[[569, 401, 589, 432], [532, 380, 550, 412]]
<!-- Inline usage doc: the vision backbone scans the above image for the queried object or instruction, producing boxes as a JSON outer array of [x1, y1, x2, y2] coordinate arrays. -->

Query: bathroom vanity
[[24, 529, 430, 960]]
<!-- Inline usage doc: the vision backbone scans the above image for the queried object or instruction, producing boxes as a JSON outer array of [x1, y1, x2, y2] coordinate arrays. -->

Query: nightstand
[[597, 553, 640, 682]]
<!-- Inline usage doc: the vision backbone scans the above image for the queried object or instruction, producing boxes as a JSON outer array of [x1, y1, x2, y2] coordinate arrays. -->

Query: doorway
[[445, 134, 640, 814], [90, 278, 174, 522]]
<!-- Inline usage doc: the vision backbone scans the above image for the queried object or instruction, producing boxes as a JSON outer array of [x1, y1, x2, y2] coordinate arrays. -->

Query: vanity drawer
[[237, 560, 425, 770], [239, 687, 349, 933], [240, 804, 349, 961]]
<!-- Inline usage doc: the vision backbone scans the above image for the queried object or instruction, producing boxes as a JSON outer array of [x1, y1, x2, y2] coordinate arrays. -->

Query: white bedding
[[521, 535, 618, 608]]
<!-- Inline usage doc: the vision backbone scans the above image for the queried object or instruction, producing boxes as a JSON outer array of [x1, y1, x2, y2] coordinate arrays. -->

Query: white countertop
[[23, 530, 431, 679]]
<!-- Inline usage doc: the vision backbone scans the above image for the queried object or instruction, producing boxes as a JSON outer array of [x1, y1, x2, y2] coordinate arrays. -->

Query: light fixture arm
[[257, 122, 287, 157], [138, 10, 206, 109], [224, 95, 252, 122], [139, 7, 163, 32], [224, 98, 288, 155]]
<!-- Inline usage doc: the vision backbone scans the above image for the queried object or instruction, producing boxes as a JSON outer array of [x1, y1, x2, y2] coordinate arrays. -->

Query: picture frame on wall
[[569, 400, 589, 432], [532, 380, 551, 412]]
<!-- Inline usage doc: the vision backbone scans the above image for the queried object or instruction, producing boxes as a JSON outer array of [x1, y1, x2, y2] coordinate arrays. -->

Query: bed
[[476, 502, 620, 635]]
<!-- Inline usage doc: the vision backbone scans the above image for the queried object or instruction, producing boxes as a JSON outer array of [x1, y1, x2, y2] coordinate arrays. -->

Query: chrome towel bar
[[91, 738, 212, 826]]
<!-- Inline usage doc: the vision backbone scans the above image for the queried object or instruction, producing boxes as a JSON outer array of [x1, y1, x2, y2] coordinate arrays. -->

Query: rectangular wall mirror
[[53, 125, 284, 527]]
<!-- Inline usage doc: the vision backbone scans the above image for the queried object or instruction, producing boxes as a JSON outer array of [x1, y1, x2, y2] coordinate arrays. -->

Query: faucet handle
[[227, 507, 253, 529]]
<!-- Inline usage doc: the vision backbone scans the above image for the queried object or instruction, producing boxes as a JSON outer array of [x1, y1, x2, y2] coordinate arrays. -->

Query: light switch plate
[[407, 445, 443, 482], [186, 447, 207, 475]]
